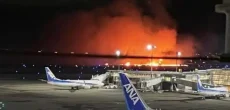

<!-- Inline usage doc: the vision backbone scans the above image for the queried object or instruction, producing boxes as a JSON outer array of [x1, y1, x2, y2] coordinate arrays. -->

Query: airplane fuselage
[[48, 79, 104, 88], [66, 80, 105, 87], [198, 88, 229, 97], [48, 81, 80, 87], [44, 67, 108, 90]]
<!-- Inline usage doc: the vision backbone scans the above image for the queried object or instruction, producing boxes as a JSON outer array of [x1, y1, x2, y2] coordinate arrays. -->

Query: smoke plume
[[42, 0, 196, 65]]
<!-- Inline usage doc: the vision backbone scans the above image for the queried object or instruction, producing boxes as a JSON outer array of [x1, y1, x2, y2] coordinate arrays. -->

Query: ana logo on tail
[[123, 83, 140, 105], [45, 67, 56, 78]]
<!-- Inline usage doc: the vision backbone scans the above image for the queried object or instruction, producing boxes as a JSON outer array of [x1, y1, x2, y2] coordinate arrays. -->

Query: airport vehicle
[[196, 74, 229, 99], [45, 67, 109, 90], [104, 83, 118, 89], [119, 73, 154, 110]]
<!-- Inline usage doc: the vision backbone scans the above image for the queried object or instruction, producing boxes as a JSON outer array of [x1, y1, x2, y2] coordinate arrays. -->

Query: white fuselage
[[198, 87, 229, 97], [47, 79, 104, 88], [66, 80, 105, 87], [47, 81, 80, 87], [44, 67, 107, 89]]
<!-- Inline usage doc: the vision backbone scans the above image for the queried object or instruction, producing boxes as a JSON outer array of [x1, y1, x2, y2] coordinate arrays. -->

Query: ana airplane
[[45, 67, 109, 90], [119, 73, 155, 110], [173, 75, 229, 99], [196, 74, 229, 99]]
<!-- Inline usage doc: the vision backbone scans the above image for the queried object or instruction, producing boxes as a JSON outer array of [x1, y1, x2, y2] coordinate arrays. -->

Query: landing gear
[[201, 97, 206, 100], [215, 96, 221, 100], [71, 87, 79, 90], [69, 87, 79, 92]]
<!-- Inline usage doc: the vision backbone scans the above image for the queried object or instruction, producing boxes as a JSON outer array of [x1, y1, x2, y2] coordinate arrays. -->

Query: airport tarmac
[[0, 80, 230, 110]]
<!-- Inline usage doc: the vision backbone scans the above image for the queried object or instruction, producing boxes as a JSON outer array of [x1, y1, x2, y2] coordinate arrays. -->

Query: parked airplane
[[196, 74, 229, 99], [174, 75, 229, 99], [45, 67, 109, 90], [119, 73, 154, 110]]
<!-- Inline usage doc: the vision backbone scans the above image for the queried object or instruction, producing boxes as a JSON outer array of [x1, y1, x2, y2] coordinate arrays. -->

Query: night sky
[[0, 0, 225, 54]]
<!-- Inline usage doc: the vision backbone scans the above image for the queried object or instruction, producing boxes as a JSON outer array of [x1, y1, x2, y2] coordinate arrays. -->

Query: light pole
[[176, 51, 182, 72], [115, 50, 121, 71], [146, 44, 156, 74]]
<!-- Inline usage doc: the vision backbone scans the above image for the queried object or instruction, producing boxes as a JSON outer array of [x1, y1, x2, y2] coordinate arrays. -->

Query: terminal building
[[104, 69, 230, 91]]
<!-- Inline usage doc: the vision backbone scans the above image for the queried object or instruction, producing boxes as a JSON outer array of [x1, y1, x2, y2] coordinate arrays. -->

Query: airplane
[[173, 74, 229, 99], [45, 67, 109, 90], [119, 73, 155, 110], [196, 74, 229, 99]]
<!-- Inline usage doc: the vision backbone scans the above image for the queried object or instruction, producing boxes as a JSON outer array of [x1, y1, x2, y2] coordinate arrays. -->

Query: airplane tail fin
[[119, 73, 152, 110], [196, 74, 205, 91], [45, 67, 59, 82]]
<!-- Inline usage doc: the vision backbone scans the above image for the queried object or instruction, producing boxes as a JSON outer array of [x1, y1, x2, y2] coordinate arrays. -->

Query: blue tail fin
[[119, 73, 151, 110], [196, 74, 205, 91], [45, 67, 58, 82]]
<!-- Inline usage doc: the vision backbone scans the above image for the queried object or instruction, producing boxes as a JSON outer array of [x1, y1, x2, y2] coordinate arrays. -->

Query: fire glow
[[43, 0, 196, 65]]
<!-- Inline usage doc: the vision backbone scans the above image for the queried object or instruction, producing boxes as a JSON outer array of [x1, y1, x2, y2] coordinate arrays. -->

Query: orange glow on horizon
[[125, 62, 131, 66], [126, 60, 188, 67], [43, 0, 196, 65]]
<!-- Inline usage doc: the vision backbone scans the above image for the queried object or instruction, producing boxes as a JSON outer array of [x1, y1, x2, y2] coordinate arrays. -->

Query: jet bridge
[[172, 78, 197, 91], [137, 77, 163, 92]]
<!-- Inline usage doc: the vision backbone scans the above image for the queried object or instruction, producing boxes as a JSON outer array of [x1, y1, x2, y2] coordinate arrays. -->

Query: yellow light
[[125, 62, 130, 66]]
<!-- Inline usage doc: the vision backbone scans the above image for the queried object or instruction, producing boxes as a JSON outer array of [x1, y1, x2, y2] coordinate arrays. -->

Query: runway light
[[146, 44, 156, 50], [125, 62, 130, 67], [23, 64, 26, 68], [146, 44, 152, 50], [105, 63, 109, 66], [115, 50, 121, 56], [177, 51, 182, 57], [0, 102, 5, 109]]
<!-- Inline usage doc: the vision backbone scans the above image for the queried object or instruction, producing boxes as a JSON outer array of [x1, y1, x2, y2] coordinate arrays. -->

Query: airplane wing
[[38, 79, 47, 82]]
